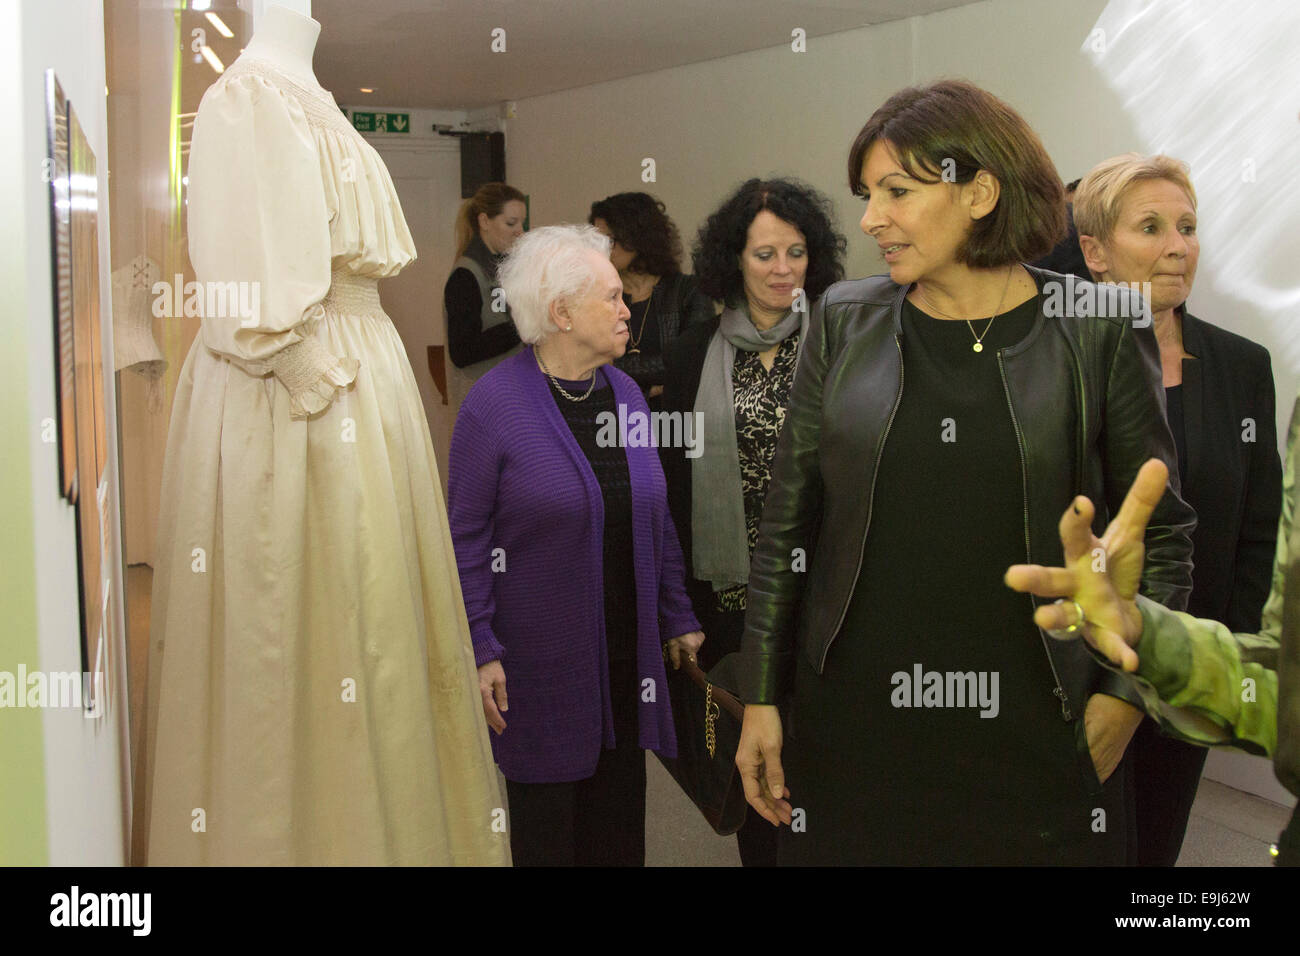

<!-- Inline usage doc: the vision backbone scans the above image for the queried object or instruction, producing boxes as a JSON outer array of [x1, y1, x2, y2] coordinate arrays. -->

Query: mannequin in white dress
[[243, 6, 320, 84], [142, 7, 509, 866]]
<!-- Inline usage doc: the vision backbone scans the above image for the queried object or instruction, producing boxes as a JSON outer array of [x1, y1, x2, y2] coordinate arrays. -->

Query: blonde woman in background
[[1075, 153, 1282, 866], [444, 182, 527, 410]]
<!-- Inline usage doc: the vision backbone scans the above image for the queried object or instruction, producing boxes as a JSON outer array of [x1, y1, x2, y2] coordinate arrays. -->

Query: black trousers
[[698, 601, 780, 868], [1132, 717, 1208, 866], [504, 661, 647, 866]]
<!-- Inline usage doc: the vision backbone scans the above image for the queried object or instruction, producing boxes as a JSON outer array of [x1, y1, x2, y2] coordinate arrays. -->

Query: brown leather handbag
[[655, 652, 749, 835]]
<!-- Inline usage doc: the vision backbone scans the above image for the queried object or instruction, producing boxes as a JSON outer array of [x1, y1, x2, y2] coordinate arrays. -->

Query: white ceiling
[[314, 0, 984, 110]]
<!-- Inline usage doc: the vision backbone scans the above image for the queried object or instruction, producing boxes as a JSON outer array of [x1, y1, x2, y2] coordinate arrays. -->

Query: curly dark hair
[[587, 192, 682, 276], [692, 178, 846, 304]]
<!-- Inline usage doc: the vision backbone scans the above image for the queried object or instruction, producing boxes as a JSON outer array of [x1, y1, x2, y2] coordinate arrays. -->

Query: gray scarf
[[692, 301, 808, 591]]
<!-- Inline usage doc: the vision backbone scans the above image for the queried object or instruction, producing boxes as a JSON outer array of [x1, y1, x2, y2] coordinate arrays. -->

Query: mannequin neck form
[[244, 5, 322, 84]]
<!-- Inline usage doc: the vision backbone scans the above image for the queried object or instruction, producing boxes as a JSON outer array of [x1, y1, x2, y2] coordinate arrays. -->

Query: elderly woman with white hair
[[1075, 153, 1283, 865], [447, 223, 705, 867]]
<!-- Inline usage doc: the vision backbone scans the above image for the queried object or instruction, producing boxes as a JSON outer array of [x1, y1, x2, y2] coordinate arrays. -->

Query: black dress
[[778, 296, 1130, 866]]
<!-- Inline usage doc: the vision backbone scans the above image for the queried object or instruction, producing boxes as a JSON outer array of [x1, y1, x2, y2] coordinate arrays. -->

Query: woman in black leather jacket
[[732, 80, 1195, 866], [589, 193, 715, 410]]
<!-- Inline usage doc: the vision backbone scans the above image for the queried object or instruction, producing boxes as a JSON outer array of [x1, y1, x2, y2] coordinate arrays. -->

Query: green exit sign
[[350, 111, 410, 134]]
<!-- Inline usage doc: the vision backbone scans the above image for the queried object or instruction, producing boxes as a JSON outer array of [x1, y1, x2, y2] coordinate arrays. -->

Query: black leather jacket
[[614, 272, 716, 395], [736, 267, 1196, 723]]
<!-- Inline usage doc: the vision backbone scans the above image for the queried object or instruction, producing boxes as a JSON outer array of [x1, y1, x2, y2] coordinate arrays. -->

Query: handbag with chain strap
[[655, 652, 749, 835]]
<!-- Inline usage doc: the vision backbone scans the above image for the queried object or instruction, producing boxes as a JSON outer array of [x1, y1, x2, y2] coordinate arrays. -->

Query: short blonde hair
[[1074, 153, 1197, 242], [497, 224, 612, 345]]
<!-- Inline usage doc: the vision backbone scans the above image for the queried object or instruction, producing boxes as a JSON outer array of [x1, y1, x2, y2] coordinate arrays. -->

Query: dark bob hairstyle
[[588, 192, 683, 277], [847, 79, 1066, 267], [692, 178, 846, 304]]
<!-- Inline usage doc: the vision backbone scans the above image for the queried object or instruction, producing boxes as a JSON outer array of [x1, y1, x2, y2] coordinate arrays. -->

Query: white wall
[[503, 0, 1297, 806], [366, 134, 467, 489], [12, 0, 131, 864], [506, 0, 1130, 274], [345, 107, 502, 484]]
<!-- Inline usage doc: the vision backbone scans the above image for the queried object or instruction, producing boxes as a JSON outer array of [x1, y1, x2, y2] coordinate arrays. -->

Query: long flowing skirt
[[143, 292, 509, 865]]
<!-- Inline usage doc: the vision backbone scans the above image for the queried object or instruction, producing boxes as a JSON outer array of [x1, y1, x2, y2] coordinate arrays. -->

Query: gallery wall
[[0, 0, 48, 868]]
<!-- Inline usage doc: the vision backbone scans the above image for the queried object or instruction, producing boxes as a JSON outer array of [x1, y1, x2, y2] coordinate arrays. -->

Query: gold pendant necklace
[[916, 266, 1014, 353], [624, 281, 655, 356]]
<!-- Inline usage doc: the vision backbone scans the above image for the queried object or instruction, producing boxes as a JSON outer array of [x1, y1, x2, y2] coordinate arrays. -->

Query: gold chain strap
[[705, 683, 720, 758]]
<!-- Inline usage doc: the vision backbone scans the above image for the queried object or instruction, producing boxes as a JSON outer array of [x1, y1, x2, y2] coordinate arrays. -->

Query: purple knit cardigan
[[447, 347, 701, 784]]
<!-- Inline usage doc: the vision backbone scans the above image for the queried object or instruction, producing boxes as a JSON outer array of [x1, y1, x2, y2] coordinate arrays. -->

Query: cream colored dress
[[143, 56, 508, 865]]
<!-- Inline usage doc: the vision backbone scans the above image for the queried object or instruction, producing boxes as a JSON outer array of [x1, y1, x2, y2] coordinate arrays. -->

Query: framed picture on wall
[[46, 70, 113, 708], [45, 70, 76, 503], [69, 98, 110, 696]]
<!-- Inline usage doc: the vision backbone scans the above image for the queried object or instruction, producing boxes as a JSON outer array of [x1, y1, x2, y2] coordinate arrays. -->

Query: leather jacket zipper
[[819, 334, 905, 672], [998, 350, 1072, 720]]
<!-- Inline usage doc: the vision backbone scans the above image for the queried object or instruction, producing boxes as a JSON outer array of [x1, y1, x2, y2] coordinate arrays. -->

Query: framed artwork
[[45, 71, 75, 502], [70, 98, 109, 696], [46, 69, 113, 707]]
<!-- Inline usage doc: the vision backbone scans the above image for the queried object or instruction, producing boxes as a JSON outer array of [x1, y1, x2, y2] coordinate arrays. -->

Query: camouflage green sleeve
[[1125, 595, 1278, 756], [1103, 396, 1299, 757]]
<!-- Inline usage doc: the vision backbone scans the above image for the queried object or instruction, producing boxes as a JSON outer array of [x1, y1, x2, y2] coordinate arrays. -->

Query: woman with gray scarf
[[661, 178, 845, 866]]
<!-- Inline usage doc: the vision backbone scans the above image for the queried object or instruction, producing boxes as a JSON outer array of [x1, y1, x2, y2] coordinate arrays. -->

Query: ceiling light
[[193, 0, 212, 11], [360, 87, 375, 93], [205, 12, 234, 38], [200, 45, 225, 74]]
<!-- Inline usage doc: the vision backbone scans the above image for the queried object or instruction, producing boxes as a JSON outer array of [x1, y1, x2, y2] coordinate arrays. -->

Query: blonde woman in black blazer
[[1077, 153, 1283, 866]]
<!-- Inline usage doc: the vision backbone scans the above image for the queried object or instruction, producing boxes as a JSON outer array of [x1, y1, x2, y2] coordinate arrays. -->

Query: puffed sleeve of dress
[[186, 71, 356, 418]]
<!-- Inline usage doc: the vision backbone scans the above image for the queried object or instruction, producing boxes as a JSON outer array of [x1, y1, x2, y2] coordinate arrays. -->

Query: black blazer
[[660, 315, 725, 619], [1177, 310, 1282, 632]]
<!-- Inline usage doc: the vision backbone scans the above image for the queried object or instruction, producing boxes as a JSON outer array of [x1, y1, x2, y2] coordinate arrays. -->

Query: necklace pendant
[[972, 342, 984, 353], [627, 347, 639, 356]]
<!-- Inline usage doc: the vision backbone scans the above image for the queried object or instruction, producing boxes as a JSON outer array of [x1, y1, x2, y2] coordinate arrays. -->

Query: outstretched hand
[[1004, 458, 1171, 671]]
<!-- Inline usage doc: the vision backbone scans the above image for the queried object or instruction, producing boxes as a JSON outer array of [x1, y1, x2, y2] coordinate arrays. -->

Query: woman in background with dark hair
[[445, 182, 528, 410], [589, 192, 714, 411], [661, 178, 846, 866], [732, 81, 1194, 865]]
